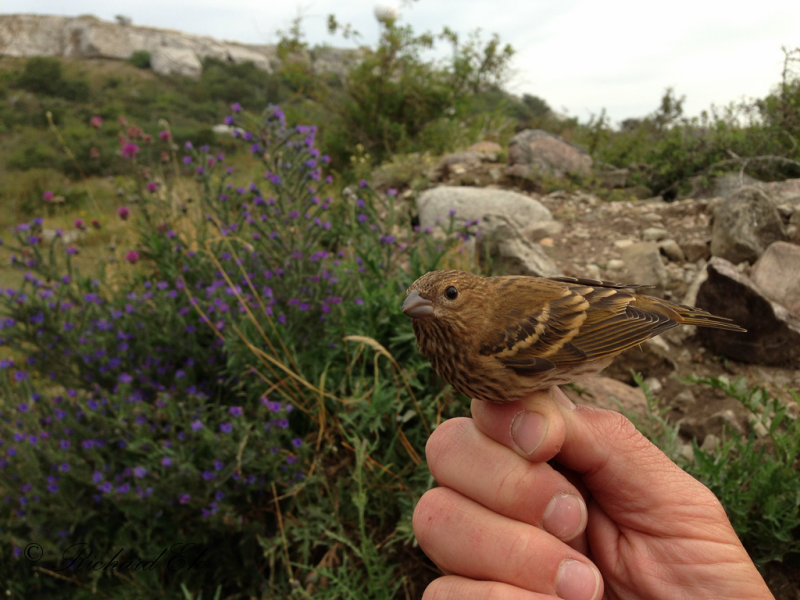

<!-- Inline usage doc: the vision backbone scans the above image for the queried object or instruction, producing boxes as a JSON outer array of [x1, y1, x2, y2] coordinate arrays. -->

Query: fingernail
[[510, 410, 547, 456], [555, 559, 601, 600], [542, 493, 587, 541]]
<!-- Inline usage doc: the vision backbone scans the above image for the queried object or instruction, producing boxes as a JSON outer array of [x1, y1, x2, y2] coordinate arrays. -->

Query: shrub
[[129, 51, 151, 70], [0, 104, 476, 597], [16, 57, 64, 96]]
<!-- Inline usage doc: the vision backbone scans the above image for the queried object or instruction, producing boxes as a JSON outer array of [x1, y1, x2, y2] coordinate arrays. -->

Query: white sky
[[2, 0, 799, 123]]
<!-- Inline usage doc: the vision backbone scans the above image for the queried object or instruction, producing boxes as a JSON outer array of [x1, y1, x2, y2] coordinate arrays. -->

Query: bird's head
[[402, 270, 485, 335]]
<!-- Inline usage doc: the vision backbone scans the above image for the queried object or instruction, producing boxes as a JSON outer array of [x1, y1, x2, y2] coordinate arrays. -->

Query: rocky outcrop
[[0, 14, 355, 79], [751, 241, 800, 315], [416, 186, 554, 233], [710, 186, 785, 264], [507, 129, 593, 179], [415, 186, 560, 276], [696, 257, 800, 367]]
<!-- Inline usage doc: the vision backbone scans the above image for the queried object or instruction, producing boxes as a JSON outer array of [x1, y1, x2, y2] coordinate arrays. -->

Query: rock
[[467, 141, 502, 161], [0, 14, 364, 80], [607, 259, 625, 271], [642, 227, 668, 242], [620, 242, 668, 290], [477, 214, 560, 277], [417, 186, 553, 233], [710, 186, 785, 263], [150, 46, 202, 77], [433, 151, 485, 180], [562, 376, 648, 416], [681, 238, 710, 262], [507, 129, 592, 179], [523, 220, 564, 241], [695, 257, 800, 367], [758, 178, 800, 204], [673, 389, 697, 413], [659, 239, 685, 262], [751, 241, 800, 315]]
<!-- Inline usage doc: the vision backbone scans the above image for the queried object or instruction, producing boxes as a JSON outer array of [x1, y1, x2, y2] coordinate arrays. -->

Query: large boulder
[[750, 241, 800, 316], [476, 214, 560, 277], [415, 186, 560, 277], [620, 241, 669, 292], [507, 129, 592, 179], [710, 186, 785, 263], [695, 257, 800, 367], [416, 186, 553, 233]]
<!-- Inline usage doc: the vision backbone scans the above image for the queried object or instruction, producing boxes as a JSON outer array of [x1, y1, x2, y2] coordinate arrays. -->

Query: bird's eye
[[444, 286, 458, 300]]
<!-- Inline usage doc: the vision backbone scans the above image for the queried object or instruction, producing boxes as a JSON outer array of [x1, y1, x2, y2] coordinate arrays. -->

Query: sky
[[2, 0, 799, 124]]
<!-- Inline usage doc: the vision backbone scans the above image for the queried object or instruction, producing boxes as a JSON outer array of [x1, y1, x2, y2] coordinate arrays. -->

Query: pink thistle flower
[[121, 143, 139, 159], [159, 130, 171, 141], [125, 250, 140, 264], [74, 219, 85, 230], [42, 190, 54, 202], [89, 116, 103, 129], [146, 182, 158, 193], [118, 207, 130, 220]]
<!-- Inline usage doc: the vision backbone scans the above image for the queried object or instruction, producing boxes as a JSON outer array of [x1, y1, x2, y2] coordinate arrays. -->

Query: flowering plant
[[0, 105, 477, 596]]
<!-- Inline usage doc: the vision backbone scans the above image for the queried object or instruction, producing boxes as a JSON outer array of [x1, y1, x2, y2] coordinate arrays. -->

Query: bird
[[401, 270, 745, 403]]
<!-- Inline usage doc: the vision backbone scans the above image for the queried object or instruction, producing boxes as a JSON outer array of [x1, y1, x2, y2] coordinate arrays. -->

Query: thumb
[[554, 403, 704, 514], [471, 388, 722, 524]]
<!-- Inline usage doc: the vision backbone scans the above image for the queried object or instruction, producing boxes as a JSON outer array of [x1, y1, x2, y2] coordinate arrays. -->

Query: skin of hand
[[412, 387, 775, 600]]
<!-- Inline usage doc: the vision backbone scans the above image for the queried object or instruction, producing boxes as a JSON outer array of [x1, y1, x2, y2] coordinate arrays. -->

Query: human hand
[[413, 387, 774, 599]]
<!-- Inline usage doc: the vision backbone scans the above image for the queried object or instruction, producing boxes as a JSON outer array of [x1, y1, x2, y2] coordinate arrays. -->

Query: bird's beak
[[402, 290, 434, 319]]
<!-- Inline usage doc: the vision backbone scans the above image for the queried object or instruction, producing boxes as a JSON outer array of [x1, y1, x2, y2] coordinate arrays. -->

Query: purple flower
[[291, 438, 302, 448], [161, 457, 173, 467], [92, 471, 103, 484], [190, 420, 203, 432], [219, 423, 232, 434], [133, 466, 147, 478], [121, 143, 139, 159], [229, 406, 243, 417], [117, 372, 133, 384], [179, 493, 191, 504]]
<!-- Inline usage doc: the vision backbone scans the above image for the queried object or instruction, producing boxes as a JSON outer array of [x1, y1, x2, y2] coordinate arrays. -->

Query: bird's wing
[[479, 283, 677, 374]]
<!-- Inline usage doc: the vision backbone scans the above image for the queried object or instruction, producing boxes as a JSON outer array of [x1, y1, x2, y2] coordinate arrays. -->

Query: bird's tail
[[633, 296, 746, 332]]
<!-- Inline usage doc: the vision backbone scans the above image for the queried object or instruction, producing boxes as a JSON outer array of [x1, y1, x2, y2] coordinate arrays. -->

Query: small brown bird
[[402, 270, 745, 403]]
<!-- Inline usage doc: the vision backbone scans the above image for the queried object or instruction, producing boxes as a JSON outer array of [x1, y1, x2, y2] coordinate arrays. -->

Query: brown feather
[[402, 270, 745, 403]]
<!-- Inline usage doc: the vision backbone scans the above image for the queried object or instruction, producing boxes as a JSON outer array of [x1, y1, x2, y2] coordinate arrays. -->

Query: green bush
[[686, 377, 800, 568], [129, 50, 151, 70], [16, 57, 63, 96], [628, 374, 800, 569]]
